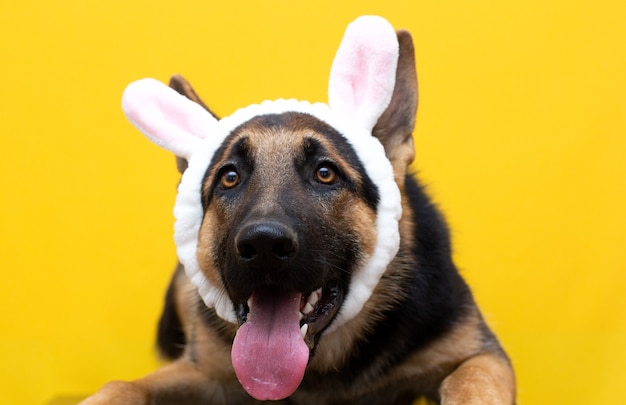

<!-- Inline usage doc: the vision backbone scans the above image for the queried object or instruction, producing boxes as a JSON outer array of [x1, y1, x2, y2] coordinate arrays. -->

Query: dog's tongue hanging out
[[231, 288, 309, 400]]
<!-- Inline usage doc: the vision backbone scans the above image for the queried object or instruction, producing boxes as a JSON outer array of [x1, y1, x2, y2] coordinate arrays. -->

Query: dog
[[81, 16, 515, 404]]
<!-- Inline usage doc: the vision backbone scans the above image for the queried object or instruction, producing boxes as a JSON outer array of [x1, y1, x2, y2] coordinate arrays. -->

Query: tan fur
[[336, 196, 377, 258], [439, 353, 516, 405], [397, 309, 493, 395], [196, 215, 224, 287]]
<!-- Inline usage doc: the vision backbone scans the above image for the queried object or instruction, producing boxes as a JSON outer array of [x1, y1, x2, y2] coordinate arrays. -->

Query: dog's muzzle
[[229, 218, 346, 401]]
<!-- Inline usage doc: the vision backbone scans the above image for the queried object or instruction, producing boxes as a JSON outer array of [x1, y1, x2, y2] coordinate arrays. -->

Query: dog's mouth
[[297, 283, 343, 348], [231, 282, 344, 401]]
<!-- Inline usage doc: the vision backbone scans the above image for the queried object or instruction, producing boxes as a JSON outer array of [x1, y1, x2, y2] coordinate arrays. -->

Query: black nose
[[235, 222, 298, 270]]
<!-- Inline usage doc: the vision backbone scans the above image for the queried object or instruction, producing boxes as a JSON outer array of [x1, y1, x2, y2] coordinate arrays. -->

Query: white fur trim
[[174, 99, 401, 331], [122, 78, 214, 159], [328, 16, 399, 133]]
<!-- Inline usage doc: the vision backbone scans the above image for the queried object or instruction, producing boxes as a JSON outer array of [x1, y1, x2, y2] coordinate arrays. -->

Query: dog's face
[[194, 112, 389, 399], [121, 16, 418, 401], [197, 112, 379, 344]]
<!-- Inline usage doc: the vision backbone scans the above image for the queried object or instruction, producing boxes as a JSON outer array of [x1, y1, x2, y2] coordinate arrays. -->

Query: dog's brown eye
[[220, 169, 240, 189], [315, 165, 337, 185]]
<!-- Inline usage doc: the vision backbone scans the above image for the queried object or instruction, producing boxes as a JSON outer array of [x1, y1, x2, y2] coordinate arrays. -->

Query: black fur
[[156, 264, 186, 360]]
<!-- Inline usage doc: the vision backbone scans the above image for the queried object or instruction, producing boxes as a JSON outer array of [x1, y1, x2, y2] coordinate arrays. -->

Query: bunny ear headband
[[121, 16, 402, 332]]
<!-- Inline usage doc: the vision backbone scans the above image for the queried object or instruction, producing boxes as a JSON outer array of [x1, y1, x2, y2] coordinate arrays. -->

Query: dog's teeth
[[299, 311, 304, 321], [307, 289, 321, 307], [303, 302, 315, 315], [300, 323, 308, 339]]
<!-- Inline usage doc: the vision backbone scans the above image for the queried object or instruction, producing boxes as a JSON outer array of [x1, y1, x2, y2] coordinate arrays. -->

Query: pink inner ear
[[328, 16, 399, 131], [345, 48, 369, 114], [122, 78, 215, 159]]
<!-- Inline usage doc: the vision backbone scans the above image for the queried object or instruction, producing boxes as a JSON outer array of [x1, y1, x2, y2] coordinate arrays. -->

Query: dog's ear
[[122, 78, 217, 159], [372, 30, 418, 177], [168, 75, 220, 173], [168, 74, 219, 119]]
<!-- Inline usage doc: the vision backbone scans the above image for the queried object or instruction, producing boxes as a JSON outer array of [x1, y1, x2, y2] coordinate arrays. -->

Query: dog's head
[[122, 16, 417, 401]]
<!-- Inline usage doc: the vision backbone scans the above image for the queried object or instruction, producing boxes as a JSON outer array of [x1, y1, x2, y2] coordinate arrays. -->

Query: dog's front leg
[[80, 358, 246, 405], [439, 352, 516, 405]]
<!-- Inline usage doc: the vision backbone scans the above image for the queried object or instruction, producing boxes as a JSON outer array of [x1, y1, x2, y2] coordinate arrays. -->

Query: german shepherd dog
[[81, 16, 515, 405]]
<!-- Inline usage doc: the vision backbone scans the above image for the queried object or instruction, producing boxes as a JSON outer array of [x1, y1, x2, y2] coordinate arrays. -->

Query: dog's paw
[[79, 381, 149, 405]]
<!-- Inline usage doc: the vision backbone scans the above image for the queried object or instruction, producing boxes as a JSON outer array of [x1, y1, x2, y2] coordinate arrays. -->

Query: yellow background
[[1, 1, 625, 404]]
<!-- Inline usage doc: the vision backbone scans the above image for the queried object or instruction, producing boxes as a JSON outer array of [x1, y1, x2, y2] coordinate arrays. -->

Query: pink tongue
[[231, 289, 309, 401]]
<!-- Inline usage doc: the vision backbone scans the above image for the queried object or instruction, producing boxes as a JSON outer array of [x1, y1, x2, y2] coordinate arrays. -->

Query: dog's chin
[[230, 282, 344, 401]]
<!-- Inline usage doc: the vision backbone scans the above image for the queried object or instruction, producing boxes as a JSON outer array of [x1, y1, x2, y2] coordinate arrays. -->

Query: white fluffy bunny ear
[[328, 16, 399, 132], [122, 78, 217, 159]]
